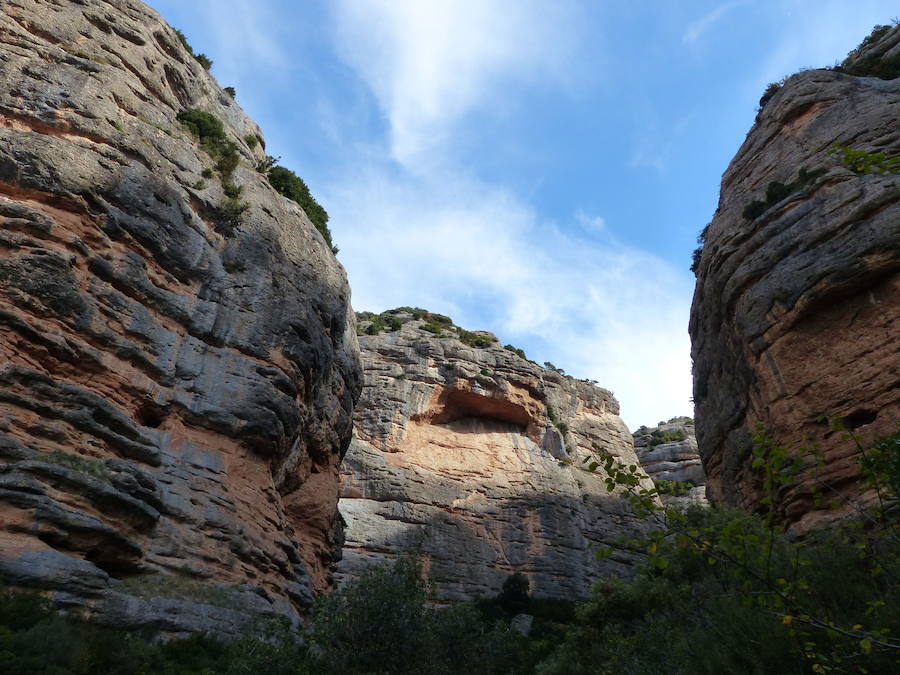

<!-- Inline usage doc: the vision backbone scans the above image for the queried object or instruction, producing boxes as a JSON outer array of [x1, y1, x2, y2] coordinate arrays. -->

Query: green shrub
[[504, 344, 527, 360], [458, 329, 493, 347], [0, 586, 311, 675], [419, 322, 446, 335], [834, 25, 900, 79], [858, 432, 900, 498], [195, 53, 213, 70], [224, 86, 236, 99], [267, 165, 334, 252], [174, 28, 214, 71], [308, 558, 521, 675], [222, 182, 242, 199], [829, 145, 900, 174], [244, 133, 258, 149], [654, 479, 694, 496], [742, 166, 826, 220], [759, 80, 782, 108], [177, 108, 225, 142], [648, 428, 686, 447], [497, 572, 531, 615], [40, 450, 111, 482]]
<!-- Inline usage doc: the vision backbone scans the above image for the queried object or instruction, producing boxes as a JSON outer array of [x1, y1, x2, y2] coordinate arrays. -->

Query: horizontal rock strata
[[0, 0, 360, 636], [634, 417, 708, 509], [690, 26, 900, 531], [337, 312, 654, 601]]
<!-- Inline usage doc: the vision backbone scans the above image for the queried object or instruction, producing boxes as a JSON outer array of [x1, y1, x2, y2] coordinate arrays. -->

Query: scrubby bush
[[758, 80, 782, 108], [174, 28, 214, 71], [829, 145, 900, 174], [647, 428, 686, 447], [834, 25, 900, 79], [0, 587, 311, 675], [308, 558, 522, 675], [497, 572, 531, 615], [742, 166, 826, 221], [224, 86, 236, 99], [556, 427, 900, 674], [504, 344, 527, 360], [267, 165, 335, 252], [458, 329, 494, 348]]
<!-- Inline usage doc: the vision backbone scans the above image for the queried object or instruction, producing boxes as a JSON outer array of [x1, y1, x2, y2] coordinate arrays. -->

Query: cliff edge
[[690, 26, 900, 531], [0, 0, 361, 636], [337, 309, 654, 601]]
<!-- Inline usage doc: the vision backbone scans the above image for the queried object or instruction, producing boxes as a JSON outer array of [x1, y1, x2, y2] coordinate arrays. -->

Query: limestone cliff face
[[0, 0, 361, 636], [337, 312, 654, 601], [634, 417, 708, 510], [690, 26, 900, 531]]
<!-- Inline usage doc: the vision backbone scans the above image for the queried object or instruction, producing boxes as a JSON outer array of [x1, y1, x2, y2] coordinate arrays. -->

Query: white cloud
[[202, 0, 288, 73], [325, 0, 694, 430], [683, 0, 750, 45], [333, 0, 582, 169], [327, 168, 694, 430], [576, 210, 606, 233]]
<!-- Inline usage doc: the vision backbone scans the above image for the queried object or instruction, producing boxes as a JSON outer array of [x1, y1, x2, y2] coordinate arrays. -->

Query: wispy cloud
[[332, 0, 583, 169], [324, 0, 694, 429], [201, 0, 288, 72], [327, 167, 694, 429], [683, 0, 749, 45]]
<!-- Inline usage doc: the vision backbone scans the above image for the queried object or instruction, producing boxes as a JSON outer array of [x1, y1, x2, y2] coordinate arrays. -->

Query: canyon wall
[[337, 311, 654, 601], [0, 0, 360, 636], [690, 26, 900, 531], [634, 417, 708, 510]]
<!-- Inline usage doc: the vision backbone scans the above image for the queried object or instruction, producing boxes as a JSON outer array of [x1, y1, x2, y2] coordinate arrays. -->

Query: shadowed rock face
[[0, 0, 361, 636], [634, 417, 708, 510], [690, 27, 900, 532], [337, 316, 654, 601]]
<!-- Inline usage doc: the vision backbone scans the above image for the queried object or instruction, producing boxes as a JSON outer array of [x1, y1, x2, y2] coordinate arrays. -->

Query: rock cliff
[[690, 26, 900, 531], [634, 417, 708, 510], [337, 310, 654, 601], [0, 0, 360, 636]]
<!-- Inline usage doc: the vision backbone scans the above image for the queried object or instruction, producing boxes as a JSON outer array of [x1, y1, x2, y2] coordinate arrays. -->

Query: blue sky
[[147, 0, 895, 429]]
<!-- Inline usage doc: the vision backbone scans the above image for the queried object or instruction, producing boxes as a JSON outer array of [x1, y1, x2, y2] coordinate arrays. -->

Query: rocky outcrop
[[634, 417, 708, 509], [0, 0, 360, 636], [690, 26, 900, 532], [337, 310, 654, 602]]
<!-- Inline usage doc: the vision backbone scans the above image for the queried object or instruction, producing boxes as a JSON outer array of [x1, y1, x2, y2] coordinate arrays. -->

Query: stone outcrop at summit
[[690, 26, 900, 532], [0, 0, 360, 636], [337, 310, 654, 602]]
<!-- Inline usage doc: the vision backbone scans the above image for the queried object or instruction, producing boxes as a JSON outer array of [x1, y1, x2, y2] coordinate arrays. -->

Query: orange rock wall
[[690, 28, 900, 531]]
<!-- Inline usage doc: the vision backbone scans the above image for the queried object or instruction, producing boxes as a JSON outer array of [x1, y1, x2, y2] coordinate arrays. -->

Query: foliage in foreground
[[553, 426, 900, 674], [4, 426, 898, 674]]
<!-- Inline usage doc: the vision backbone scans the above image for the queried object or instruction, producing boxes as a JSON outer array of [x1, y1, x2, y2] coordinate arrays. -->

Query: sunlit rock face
[[0, 0, 361, 637], [690, 26, 900, 533], [634, 417, 708, 510], [337, 313, 654, 601]]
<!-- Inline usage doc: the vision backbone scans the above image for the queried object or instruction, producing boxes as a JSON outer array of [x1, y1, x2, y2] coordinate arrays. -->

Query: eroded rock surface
[[690, 26, 900, 532], [0, 0, 360, 636], [634, 417, 708, 510], [337, 311, 654, 601]]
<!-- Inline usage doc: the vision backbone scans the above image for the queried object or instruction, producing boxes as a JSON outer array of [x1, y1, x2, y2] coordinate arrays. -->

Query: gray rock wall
[[0, 0, 361, 637], [337, 313, 654, 601], [690, 26, 900, 531], [634, 417, 708, 509]]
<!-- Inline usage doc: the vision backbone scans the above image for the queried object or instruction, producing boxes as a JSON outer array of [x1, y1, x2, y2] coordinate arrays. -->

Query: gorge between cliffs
[[0, 2, 898, 673]]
